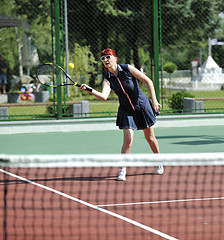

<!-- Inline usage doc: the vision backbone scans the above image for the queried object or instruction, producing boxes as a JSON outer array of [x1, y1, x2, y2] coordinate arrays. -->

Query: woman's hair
[[101, 48, 117, 57], [101, 49, 117, 73]]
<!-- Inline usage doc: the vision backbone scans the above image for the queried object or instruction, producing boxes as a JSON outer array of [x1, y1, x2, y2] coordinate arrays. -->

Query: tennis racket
[[36, 63, 92, 92]]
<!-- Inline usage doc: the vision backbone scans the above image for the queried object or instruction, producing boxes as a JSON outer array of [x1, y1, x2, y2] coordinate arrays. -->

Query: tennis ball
[[68, 63, 74, 70]]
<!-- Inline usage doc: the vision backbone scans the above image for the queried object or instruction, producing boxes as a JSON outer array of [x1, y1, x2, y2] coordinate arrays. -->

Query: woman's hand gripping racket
[[36, 63, 92, 92]]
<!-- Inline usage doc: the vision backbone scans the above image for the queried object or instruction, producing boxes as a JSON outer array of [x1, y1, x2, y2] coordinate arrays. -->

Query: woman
[[80, 48, 164, 181]]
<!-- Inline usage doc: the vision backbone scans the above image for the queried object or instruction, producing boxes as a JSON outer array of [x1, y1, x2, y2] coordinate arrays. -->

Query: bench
[[195, 97, 224, 101], [184, 97, 224, 113]]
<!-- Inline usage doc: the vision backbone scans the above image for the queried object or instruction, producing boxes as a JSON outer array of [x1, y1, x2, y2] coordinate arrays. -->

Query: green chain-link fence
[[161, 1, 224, 114], [0, 0, 224, 120]]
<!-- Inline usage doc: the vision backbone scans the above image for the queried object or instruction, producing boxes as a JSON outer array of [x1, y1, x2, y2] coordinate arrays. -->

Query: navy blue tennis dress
[[105, 64, 158, 130]]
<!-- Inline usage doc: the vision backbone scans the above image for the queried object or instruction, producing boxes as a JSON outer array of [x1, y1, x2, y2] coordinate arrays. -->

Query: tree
[[163, 61, 177, 87], [69, 43, 97, 92], [15, 0, 52, 64], [161, 0, 223, 69], [2, 0, 224, 87], [0, 0, 22, 71], [161, 0, 220, 45]]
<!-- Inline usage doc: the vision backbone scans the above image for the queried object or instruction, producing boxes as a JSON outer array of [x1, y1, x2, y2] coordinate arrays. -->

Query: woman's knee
[[123, 129, 134, 147], [146, 135, 157, 144]]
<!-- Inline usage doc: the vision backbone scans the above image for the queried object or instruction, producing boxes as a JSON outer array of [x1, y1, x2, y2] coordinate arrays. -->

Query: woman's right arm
[[80, 79, 111, 101]]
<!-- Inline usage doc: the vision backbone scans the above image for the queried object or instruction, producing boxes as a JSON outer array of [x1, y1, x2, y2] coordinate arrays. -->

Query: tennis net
[[0, 153, 224, 240]]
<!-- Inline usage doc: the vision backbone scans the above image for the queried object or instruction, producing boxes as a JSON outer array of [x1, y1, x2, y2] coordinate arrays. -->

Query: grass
[[89, 102, 119, 117], [3, 89, 224, 120], [6, 100, 119, 120], [160, 89, 224, 113]]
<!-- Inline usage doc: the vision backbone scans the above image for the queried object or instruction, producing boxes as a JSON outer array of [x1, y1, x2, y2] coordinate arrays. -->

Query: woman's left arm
[[128, 64, 162, 112]]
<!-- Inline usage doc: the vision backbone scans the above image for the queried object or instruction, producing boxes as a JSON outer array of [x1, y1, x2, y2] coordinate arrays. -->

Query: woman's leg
[[117, 129, 134, 181], [143, 126, 160, 153], [143, 126, 164, 174], [121, 128, 134, 154]]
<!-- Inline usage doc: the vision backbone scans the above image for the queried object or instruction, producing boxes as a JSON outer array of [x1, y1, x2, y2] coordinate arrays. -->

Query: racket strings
[[38, 64, 65, 86]]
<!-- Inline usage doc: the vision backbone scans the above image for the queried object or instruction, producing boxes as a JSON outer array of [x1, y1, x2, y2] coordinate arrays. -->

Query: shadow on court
[[0, 125, 224, 154], [157, 135, 224, 145], [153, 125, 224, 153], [0, 172, 158, 185]]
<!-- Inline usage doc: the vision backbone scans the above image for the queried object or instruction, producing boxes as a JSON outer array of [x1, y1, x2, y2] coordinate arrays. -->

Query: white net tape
[[0, 152, 224, 168]]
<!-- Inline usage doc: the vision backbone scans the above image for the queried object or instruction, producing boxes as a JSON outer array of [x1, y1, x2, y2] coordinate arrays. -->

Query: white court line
[[97, 196, 224, 207], [0, 168, 178, 240]]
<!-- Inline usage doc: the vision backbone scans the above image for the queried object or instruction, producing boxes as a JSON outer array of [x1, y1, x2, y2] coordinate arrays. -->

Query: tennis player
[[80, 48, 164, 181]]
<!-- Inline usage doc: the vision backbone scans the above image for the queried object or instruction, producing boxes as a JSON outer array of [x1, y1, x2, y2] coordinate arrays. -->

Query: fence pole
[[54, 0, 62, 119], [153, 0, 160, 101]]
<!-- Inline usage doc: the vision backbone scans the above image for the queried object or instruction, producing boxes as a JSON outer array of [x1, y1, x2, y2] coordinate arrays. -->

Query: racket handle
[[85, 86, 93, 92], [76, 83, 93, 92]]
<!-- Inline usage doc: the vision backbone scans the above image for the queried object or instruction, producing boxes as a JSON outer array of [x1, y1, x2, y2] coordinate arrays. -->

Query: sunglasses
[[100, 55, 113, 61]]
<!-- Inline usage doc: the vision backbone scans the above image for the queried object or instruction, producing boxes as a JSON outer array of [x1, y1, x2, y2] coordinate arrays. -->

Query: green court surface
[[1, 125, 224, 154]]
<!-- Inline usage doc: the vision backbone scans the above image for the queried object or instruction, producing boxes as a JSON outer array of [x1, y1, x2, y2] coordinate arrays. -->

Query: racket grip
[[85, 86, 93, 92], [76, 83, 92, 92]]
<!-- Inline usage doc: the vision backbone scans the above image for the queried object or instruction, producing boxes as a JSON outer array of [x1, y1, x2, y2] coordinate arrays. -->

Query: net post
[[153, 0, 160, 101], [3, 167, 8, 240]]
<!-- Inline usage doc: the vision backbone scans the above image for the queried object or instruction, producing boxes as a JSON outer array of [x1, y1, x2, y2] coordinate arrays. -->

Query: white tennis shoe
[[117, 167, 126, 181], [155, 165, 164, 175]]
